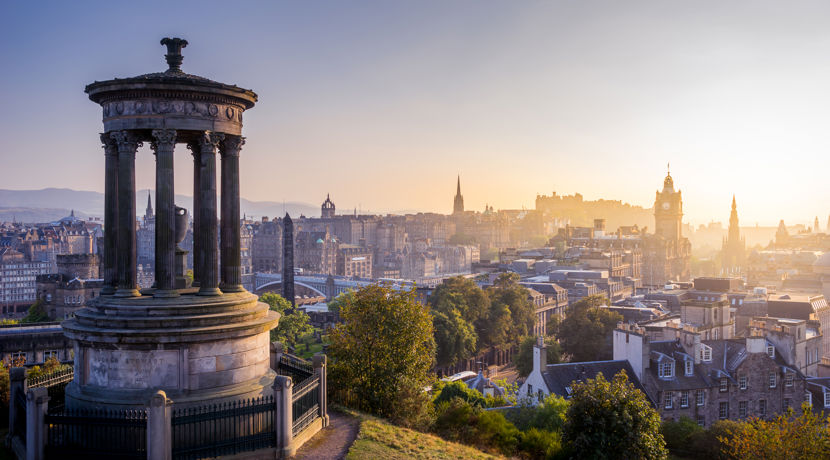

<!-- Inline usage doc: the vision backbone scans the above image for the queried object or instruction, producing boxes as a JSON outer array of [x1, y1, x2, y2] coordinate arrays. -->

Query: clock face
[[662, 201, 671, 210]]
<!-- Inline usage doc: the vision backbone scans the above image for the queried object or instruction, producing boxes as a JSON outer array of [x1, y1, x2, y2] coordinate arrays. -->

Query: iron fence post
[[271, 341, 283, 371], [273, 375, 293, 458], [9, 367, 26, 441], [25, 387, 49, 460], [147, 390, 172, 460], [313, 353, 329, 427]]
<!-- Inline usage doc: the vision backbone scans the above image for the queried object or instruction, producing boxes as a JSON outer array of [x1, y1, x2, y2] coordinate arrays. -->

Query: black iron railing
[[29, 366, 74, 412], [292, 375, 320, 436], [44, 408, 147, 459], [172, 396, 275, 460], [276, 353, 314, 383]]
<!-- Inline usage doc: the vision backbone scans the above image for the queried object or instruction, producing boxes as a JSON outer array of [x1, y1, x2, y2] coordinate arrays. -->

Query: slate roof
[[541, 360, 651, 404]]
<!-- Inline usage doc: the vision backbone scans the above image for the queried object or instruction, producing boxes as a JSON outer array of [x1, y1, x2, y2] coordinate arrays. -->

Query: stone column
[[152, 130, 178, 297], [26, 387, 49, 460], [147, 390, 172, 460], [111, 130, 142, 297], [313, 353, 329, 427], [220, 136, 244, 292], [9, 368, 26, 440], [101, 134, 119, 295], [273, 375, 294, 456], [188, 142, 202, 287], [197, 131, 223, 296]]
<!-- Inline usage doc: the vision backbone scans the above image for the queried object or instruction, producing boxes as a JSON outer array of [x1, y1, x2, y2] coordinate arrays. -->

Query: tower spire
[[453, 175, 464, 215], [457, 175, 461, 195]]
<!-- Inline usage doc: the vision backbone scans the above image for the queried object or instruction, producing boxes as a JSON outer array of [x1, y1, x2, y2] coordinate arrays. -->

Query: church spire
[[145, 191, 153, 219], [453, 175, 464, 215]]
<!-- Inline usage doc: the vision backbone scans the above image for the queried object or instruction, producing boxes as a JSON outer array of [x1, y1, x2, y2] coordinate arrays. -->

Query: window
[[739, 401, 748, 418], [720, 378, 728, 392], [685, 360, 693, 376], [659, 360, 674, 379], [767, 345, 775, 358], [805, 392, 812, 407], [696, 390, 705, 406], [43, 350, 58, 360], [10, 352, 26, 364], [769, 372, 776, 389], [713, 328, 718, 340], [680, 390, 689, 408], [538, 389, 544, 402], [719, 402, 729, 419], [528, 384, 533, 395], [739, 376, 747, 390], [701, 344, 712, 362], [664, 391, 673, 409], [824, 390, 830, 408], [785, 373, 794, 387], [697, 416, 705, 427], [783, 398, 791, 410], [759, 399, 767, 416]]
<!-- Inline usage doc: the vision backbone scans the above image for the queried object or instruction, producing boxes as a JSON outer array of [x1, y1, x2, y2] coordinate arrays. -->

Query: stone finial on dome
[[160, 37, 188, 73]]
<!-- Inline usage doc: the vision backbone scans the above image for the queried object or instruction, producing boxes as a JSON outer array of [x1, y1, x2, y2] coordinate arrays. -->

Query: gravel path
[[293, 410, 361, 460]]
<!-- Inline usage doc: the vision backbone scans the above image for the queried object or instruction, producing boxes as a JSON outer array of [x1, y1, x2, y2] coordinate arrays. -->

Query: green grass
[[294, 331, 328, 360], [345, 412, 505, 460]]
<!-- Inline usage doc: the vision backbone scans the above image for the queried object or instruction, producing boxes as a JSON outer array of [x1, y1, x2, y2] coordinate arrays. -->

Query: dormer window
[[684, 359, 693, 376], [824, 389, 830, 408], [720, 378, 728, 392], [785, 373, 794, 387], [701, 344, 712, 362], [767, 345, 775, 358], [659, 360, 674, 379]]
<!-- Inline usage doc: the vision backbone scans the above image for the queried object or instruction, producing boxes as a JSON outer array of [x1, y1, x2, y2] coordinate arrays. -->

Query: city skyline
[[3, 1, 830, 226]]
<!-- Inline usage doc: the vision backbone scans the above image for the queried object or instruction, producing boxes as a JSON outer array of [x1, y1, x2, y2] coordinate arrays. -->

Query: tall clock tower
[[654, 169, 683, 241]]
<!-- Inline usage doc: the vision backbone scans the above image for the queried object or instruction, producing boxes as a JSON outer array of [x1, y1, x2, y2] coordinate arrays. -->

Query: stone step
[[62, 311, 280, 345], [73, 302, 270, 329], [88, 292, 263, 317]]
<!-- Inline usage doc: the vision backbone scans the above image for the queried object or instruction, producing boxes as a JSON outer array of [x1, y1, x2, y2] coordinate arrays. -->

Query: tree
[[548, 294, 622, 362], [21, 299, 50, 323], [514, 336, 562, 377], [429, 276, 489, 334], [720, 405, 830, 459], [260, 292, 312, 348], [260, 292, 292, 313], [326, 289, 355, 317], [486, 273, 535, 344], [433, 309, 477, 367], [564, 370, 667, 460], [329, 284, 435, 427]]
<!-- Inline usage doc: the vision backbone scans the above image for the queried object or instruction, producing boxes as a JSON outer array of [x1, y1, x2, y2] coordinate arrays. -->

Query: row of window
[[663, 390, 706, 409]]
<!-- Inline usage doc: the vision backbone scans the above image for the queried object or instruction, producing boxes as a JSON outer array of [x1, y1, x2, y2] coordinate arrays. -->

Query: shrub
[[434, 381, 488, 408], [519, 428, 562, 460], [661, 416, 703, 455]]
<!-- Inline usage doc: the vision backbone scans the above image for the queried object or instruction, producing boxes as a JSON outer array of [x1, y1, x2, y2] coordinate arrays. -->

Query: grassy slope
[[346, 414, 505, 460]]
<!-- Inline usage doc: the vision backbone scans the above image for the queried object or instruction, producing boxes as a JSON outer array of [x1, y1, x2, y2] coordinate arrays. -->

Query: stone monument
[[62, 38, 280, 409]]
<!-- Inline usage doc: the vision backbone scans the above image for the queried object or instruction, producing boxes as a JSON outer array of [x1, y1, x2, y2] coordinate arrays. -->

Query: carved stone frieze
[[101, 99, 244, 124]]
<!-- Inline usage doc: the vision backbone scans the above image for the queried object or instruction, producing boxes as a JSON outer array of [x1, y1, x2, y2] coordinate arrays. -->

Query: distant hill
[[0, 188, 319, 222]]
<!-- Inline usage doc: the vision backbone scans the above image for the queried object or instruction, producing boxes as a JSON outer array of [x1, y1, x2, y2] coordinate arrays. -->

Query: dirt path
[[293, 410, 361, 460]]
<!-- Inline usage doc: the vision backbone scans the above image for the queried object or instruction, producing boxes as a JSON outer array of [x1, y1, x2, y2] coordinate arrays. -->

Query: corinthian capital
[[222, 136, 245, 157], [100, 133, 118, 156], [110, 130, 143, 152], [197, 131, 224, 154], [151, 129, 177, 150]]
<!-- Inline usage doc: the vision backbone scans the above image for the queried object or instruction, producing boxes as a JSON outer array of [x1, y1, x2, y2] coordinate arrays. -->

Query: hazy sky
[[2, 1, 830, 226]]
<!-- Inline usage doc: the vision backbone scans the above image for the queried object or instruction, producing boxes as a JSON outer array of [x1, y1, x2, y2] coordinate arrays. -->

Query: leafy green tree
[[329, 284, 435, 428], [260, 293, 312, 348], [564, 370, 667, 460], [514, 336, 562, 377], [661, 417, 704, 456], [720, 405, 830, 459], [259, 292, 292, 313], [486, 273, 535, 344], [429, 276, 490, 338], [548, 294, 621, 362], [21, 299, 50, 323], [433, 309, 477, 367], [433, 381, 488, 408], [326, 289, 355, 317]]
